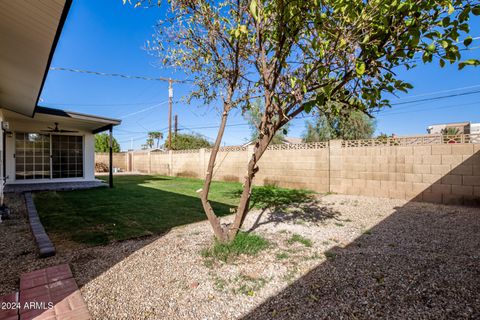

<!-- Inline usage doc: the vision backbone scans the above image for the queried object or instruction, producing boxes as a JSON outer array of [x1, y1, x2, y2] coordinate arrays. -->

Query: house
[[0, 1, 120, 188], [426, 122, 476, 135]]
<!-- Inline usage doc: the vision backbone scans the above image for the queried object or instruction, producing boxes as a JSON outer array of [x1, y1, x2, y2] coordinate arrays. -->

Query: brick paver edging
[[24, 193, 55, 258]]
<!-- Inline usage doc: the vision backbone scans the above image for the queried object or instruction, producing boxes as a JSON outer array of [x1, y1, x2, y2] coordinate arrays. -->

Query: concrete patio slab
[[4, 181, 107, 194]]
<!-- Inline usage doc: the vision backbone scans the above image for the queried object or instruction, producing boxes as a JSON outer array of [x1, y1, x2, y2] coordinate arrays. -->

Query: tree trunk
[[228, 133, 272, 240], [200, 106, 230, 242]]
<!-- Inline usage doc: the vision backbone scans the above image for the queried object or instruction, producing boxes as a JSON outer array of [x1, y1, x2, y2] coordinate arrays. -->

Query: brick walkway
[[0, 265, 90, 320]]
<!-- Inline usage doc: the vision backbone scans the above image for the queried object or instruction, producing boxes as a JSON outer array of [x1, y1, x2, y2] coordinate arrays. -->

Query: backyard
[[32, 175, 312, 246], [1, 175, 479, 319]]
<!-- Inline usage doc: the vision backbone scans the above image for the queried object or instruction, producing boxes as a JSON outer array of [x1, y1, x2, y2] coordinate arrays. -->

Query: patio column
[[109, 126, 113, 188]]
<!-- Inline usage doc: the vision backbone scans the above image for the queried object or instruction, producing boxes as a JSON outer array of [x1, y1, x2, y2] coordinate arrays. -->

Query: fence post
[[148, 151, 152, 174], [130, 152, 135, 172], [328, 140, 343, 193], [168, 150, 173, 177], [199, 148, 205, 178]]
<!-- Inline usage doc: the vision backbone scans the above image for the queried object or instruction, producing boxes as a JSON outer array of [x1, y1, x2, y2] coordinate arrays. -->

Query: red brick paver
[[0, 292, 19, 320], [17, 264, 90, 320], [20, 265, 73, 291]]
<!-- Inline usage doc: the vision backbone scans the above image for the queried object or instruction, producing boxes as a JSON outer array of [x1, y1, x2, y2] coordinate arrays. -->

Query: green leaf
[[355, 61, 366, 76], [250, 1, 258, 20], [302, 100, 316, 113], [448, 4, 455, 15], [473, 6, 480, 15], [439, 59, 445, 68], [463, 36, 473, 47], [239, 25, 247, 34], [426, 43, 436, 52], [458, 59, 480, 70]]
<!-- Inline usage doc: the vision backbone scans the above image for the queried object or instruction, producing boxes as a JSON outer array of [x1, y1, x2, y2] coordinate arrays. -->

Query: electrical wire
[[49, 67, 190, 83], [390, 89, 480, 106], [119, 100, 169, 119]]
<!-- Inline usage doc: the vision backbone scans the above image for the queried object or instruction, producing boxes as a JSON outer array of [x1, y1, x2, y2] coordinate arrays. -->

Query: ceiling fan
[[41, 122, 78, 133]]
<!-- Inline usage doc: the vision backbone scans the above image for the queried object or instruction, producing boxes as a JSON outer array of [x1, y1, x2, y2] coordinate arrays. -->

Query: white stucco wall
[[4, 119, 96, 184]]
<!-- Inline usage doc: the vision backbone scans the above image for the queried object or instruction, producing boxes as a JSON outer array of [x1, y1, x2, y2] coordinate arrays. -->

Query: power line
[[379, 100, 480, 116], [41, 100, 167, 107], [49, 67, 190, 83], [119, 100, 169, 119], [394, 83, 480, 100], [391, 89, 480, 106]]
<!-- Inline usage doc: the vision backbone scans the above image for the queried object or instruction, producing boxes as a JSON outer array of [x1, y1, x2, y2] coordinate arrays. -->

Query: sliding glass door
[[51, 135, 83, 178], [15, 133, 50, 180], [15, 133, 83, 180]]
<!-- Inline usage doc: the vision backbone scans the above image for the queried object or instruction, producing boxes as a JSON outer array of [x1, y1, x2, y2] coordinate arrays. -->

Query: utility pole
[[168, 79, 173, 149], [174, 114, 178, 137], [173, 114, 178, 150]]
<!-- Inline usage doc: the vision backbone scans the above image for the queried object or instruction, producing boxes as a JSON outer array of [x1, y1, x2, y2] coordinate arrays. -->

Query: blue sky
[[40, 0, 480, 151]]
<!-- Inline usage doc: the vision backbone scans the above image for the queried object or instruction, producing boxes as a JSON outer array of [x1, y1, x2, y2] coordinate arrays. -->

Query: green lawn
[[34, 175, 314, 247], [33, 175, 241, 246]]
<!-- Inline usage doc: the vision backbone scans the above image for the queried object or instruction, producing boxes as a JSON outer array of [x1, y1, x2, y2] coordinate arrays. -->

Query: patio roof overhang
[[2, 106, 121, 134], [0, 0, 71, 117]]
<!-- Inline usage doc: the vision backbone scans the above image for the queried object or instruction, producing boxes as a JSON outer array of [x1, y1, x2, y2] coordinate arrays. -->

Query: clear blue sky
[[40, 0, 480, 151]]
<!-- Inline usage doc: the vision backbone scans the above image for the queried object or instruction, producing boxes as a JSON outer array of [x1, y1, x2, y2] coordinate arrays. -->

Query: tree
[[303, 111, 375, 142], [149, 131, 163, 148], [135, 0, 480, 242], [141, 131, 163, 149], [165, 133, 212, 150], [245, 99, 290, 144], [95, 133, 120, 153]]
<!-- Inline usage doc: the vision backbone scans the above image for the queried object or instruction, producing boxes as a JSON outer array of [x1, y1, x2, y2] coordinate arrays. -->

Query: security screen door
[[15, 133, 83, 180]]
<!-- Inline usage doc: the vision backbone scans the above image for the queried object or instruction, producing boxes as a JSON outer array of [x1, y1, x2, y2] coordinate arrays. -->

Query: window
[[15, 133, 83, 180]]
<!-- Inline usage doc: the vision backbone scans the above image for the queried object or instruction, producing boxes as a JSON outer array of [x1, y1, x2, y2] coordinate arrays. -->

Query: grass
[[34, 175, 312, 247], [34, 175, 241, 246], [230, 184, 314, 209], [287, 234, 313, 247], [201, 231, 269, 262], [276, 252, 289, 260], [234, 274, 268, 296]]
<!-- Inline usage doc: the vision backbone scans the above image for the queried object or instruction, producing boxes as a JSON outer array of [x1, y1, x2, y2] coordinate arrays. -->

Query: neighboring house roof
[[242, 136, 303, 147], [429, 122, 470, 127], [0, 0, 72, 117]]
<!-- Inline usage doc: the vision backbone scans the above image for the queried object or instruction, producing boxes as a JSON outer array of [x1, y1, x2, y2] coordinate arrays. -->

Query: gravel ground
[[1, 193, 479, 319]]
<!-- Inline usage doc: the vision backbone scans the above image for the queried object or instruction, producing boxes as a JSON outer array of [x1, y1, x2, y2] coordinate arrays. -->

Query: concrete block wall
[[150, 152, 169, 175], [256, 147, 330, 192], [95, 152, 128, 171], [206, 149, 250, 183], [95, 138, 480, 205], [332, 143, 480, 205]]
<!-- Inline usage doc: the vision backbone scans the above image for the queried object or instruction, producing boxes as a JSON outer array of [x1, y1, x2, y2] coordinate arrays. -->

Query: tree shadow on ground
[[228, 185, 340, 232], [33, 174, 236, 246], [247, 202, 341, 232], [240, 201, 480, 319], [1, 174, 236, 293]]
